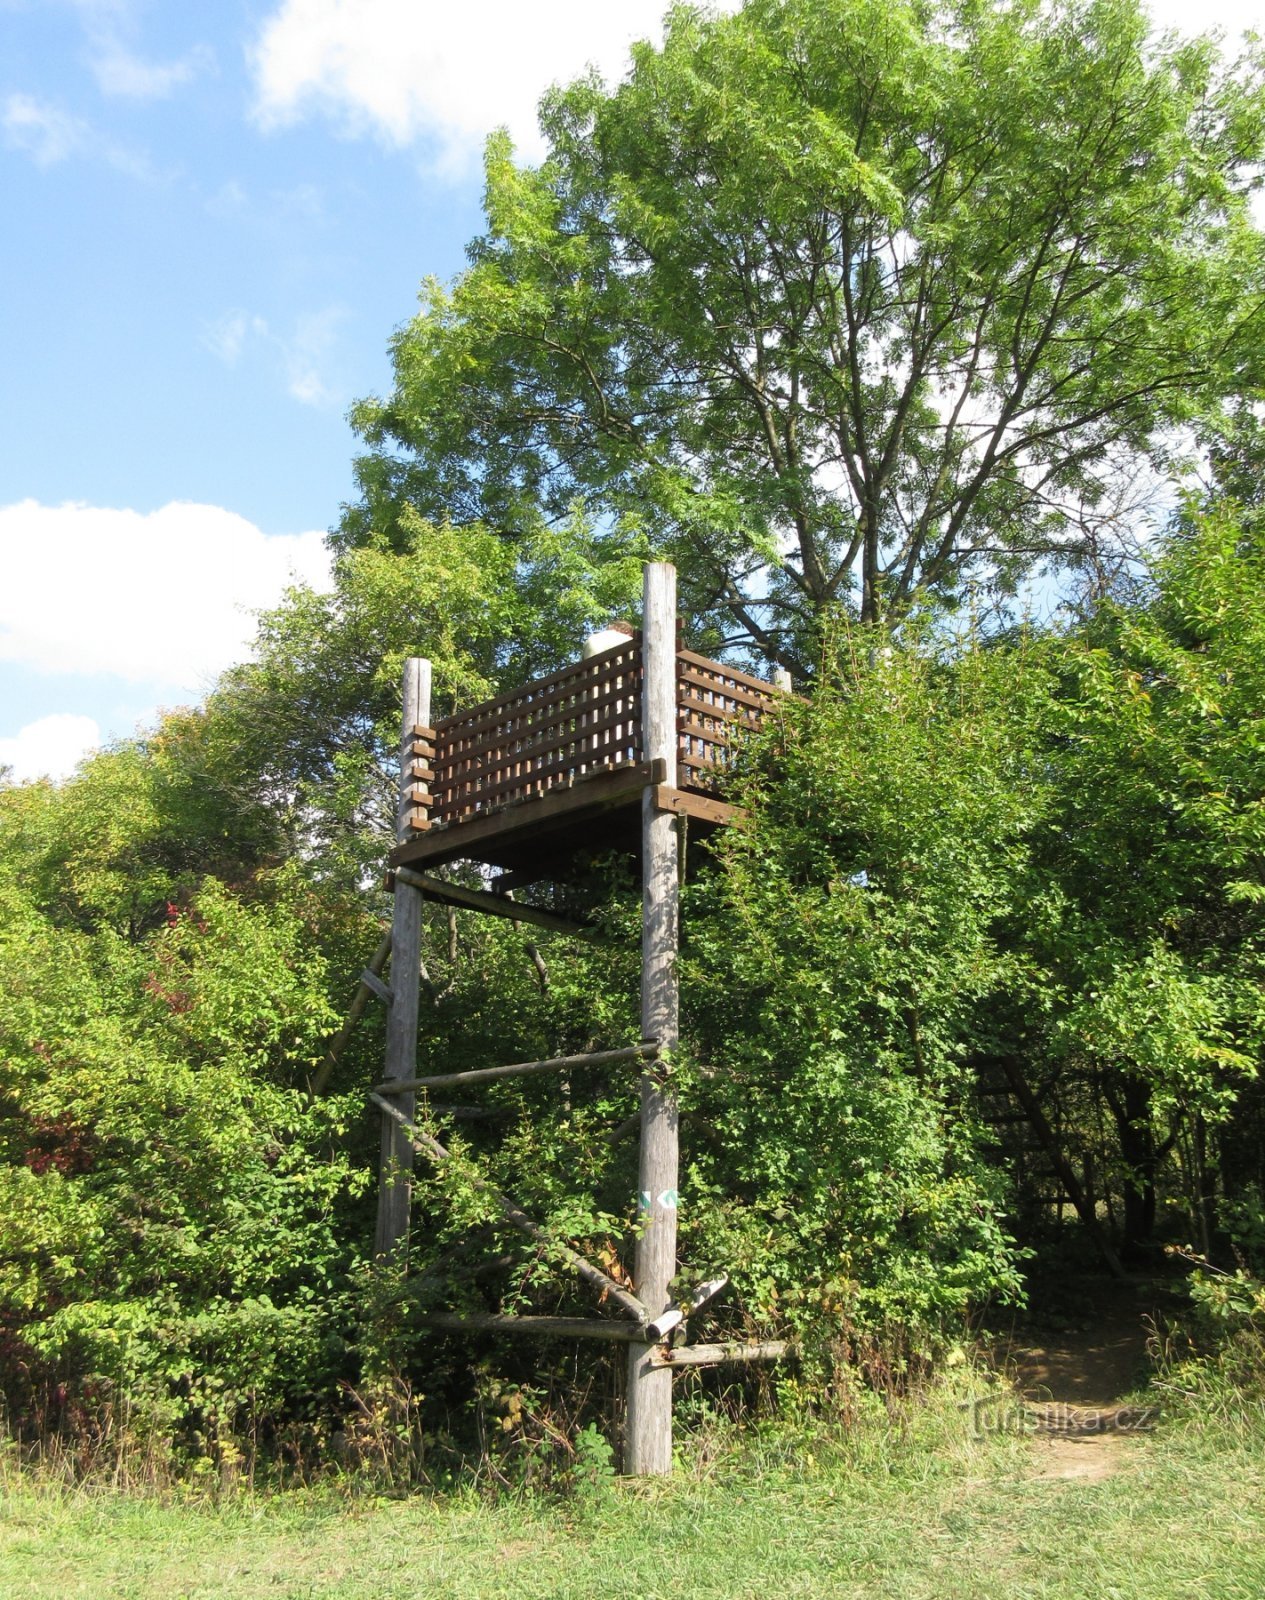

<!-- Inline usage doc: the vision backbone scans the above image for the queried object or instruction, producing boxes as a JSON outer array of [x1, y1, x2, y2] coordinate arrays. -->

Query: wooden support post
[[374, 656, 431, 1265], [625, 561, 681, 1477]]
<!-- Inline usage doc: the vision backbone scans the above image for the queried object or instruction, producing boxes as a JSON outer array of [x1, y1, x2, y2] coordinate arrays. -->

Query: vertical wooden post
[[374, 656, 431, 1264], [625, 562, 680, 1476]]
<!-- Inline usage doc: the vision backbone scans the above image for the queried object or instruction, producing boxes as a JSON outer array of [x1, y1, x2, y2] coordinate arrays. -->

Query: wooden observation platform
[[356, 564, 792, 1480], [387, 629, 783, 881]]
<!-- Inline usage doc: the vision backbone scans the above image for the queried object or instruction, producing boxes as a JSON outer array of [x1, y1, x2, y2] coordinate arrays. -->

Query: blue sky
[[0, 0, 1256, 779]]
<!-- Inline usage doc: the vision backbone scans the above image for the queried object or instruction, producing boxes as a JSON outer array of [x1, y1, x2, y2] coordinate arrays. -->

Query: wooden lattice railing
[[675, 648, 780, 795], [407, 637, 782, 832]]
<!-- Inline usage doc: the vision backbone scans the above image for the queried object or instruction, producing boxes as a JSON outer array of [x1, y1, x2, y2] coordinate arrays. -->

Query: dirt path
[[990, 1279, 1159, 1480]]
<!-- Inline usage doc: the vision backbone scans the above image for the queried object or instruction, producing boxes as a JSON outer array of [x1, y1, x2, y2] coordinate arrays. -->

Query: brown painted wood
[[388, 760, 663, 871], [652, 785, 740, 828], [436, 644, 641, 745], [676, 668, 776, 716], [430, 699, 638, 794], [392, 865, 588, 934], [676, 648, 783, 698]]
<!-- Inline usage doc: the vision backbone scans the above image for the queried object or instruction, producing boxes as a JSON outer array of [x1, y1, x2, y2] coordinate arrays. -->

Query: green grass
[[1, 1407, 1262, 1600]]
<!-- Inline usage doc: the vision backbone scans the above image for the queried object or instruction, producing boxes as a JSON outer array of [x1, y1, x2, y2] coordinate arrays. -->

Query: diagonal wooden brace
[[369, 1092, 649, 1324], [644, 1273, 731, 1342]]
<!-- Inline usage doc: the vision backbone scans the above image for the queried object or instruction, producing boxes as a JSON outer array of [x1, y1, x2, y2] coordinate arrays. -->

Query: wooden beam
[[626, 561, 681, 1477], [388, 759, 665, 871], [649, 1341, 792, 1370], [310, 928, 391, 1096], [410, 1312, 644, 1342], [652, 785, 741, 828], [375, 657, 431, 1265], [373, 1041, 658, 1097], [390, 866, 588, 934], [370, 1092, 649, 1324], [645, 1274, 731, 1341], [359, 968, 393, 1007]]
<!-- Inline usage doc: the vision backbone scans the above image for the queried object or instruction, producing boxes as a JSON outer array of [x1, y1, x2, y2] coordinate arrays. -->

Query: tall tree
[[343, 0, 1265, 670]]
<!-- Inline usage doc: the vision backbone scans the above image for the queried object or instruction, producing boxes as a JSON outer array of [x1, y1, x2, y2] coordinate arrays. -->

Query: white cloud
[[0, 499, 331, 693], [200, 307, 346, 407], [1, 90, 156, 177], [2, 93, 86, 166], [249, 0, 740, 172], [1147, 0, 1261, 41], [281, 307, 346, 406], [204, 178, 248, 218], [201, 309, 262, 367], [0, 713, 101, 783], [248, 0, 1265, 174], [91, 39, 213, 100]]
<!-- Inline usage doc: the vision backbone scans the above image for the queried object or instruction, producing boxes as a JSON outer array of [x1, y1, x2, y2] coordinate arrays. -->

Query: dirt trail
[[991, 1280, 1158, 1481]]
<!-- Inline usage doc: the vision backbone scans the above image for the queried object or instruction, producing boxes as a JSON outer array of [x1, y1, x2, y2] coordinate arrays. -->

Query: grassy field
[[2, 1406, 1262, 1600]]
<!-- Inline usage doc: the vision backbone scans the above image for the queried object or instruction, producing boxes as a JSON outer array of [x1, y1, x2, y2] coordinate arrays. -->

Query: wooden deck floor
[[389, 759, 737, 879]]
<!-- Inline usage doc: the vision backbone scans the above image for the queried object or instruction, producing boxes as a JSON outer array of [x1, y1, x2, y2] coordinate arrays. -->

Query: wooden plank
[[375, 656, 431, 1265], [411, 724, 438, 741], [437, 645, 641, 744], [411, 1312, 644, 1342], [391, 865, 589, 934], [678, 699, 763, 731], [430, 700, 640, 798], [676, 666, 775, 715], [648, 1340, 792, 1369], [409, 762, 435, 783], [437, 642, 639, 739], [369, 1092, 649, 1322], [626, 561, 681, 1478], [374, 1041, 658, 1095], [388, 760, 663, 871], [652, 785, 740, 828], [676, 648, 782, 699], [436, 739, 638, 814]]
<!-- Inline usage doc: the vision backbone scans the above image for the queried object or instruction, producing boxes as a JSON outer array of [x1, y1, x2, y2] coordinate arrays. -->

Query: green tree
[[346, 0, 1265, 666], [1016, 505, 1265, 1252]]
